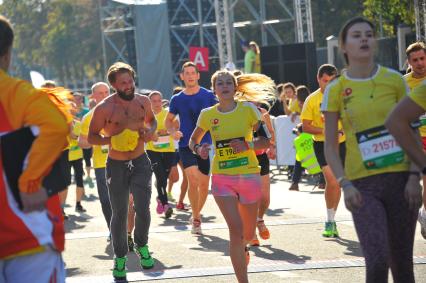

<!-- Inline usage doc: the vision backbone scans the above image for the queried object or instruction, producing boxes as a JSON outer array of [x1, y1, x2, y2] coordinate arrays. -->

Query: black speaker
[[261, 42, 318, 91]]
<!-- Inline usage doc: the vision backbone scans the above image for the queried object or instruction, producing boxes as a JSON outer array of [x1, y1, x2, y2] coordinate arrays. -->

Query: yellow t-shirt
[[404, 72, 426, 136], [301, 89, 346, 142], [321, 65, 410, 180], [68, 120, 83, 161], [409, 80, 426, 109], [197, 101, 262, 175], [81, 111, 108, 169], [289, 98, 301, 113], [146, 109, 175, 153]]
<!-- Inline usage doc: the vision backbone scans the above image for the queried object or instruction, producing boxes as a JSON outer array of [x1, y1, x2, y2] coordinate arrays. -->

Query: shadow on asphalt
[[325, 237, 363, 257], [251, 244, 311, 263], [192, 234, 229, 256], [64, 213, 93, 233], [265, 208, 285, 217], [65, 267, 81, 277]]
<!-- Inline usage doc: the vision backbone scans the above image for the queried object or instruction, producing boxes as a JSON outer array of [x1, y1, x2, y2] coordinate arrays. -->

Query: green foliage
[[0, 0, 102, 83], [363, 0, 415, 36]]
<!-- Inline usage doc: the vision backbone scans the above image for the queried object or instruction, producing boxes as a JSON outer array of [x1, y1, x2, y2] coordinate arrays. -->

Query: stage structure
[[100, 0, 314, 94], [415, 0, 426, 42]]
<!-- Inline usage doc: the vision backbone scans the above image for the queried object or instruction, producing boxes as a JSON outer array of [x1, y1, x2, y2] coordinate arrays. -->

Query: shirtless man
[[88, 62, 157, 282]]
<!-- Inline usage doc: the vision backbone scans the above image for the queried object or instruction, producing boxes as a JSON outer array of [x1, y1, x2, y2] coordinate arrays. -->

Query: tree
[[363, 0, 415, 37]]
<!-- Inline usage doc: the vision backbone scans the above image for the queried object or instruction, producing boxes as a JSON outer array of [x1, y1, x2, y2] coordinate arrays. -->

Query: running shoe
[[127, 233, 134, 252], [191, 218, 202, 235], [418, 209, 426, 239], [176, 202, 189, 211], [75, 203, 86, 213], [135, 245, 154, 269], [322, 221, 334, 237], [112, 256, 127, 282], [156, 198, 164, 214], [86, 176, 94, 189], [257, 220, 270, 240], [245, 246, 250, 266], [164, 204, 173, 219], [288, 183, 299, 191], [332, 221, 339, 237], [167, 192, 175, 202], [250, 235, 260, 247]]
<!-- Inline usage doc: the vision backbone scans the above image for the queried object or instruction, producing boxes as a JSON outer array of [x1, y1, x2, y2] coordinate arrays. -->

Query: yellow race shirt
[[197, 101, 262, 175], [409, 80, 426, 109], [81, 110, 108, 169], [301, 89, 346, 142], [146, 108, 175, 153], [321, 65, 410, 180], [404, 72, 426, 136], [289, 98, 301, 113], [68, 120, 83, 161]]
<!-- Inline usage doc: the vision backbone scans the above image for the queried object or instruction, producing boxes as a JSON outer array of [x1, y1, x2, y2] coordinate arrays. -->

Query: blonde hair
[[211, 70, 276, 107]]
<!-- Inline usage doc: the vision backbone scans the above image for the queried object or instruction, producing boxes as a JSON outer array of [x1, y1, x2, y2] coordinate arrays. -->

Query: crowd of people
[[0, 13, 425, 283]]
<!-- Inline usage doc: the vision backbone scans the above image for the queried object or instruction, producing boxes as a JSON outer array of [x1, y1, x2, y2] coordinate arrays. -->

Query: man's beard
[[117, 88, 135, 101]]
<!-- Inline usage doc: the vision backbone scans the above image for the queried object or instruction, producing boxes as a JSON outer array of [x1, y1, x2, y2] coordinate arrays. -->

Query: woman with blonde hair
[[189, 70, 274, 283]]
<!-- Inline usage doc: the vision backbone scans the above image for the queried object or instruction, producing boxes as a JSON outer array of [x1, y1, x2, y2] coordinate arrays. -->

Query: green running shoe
[[322, 221, 334, 237], [112, 256, 127, 282], [135, 245, 154, 269], [332, 221, 339, 237]]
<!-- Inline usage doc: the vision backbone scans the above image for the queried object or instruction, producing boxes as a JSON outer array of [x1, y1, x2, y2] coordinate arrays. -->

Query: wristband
[[193, 144, 201, 155]]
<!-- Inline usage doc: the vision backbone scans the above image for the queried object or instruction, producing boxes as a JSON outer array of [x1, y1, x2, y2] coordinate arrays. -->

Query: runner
[[398, 41, 426, 238], [79, 82, 111, 232], [165, 61, 217, 234], [146, 91, 180, 219], [301, 64, 346, 237], [88, 62, 157, 281], [386, 81, 426, 239], [322, 17, 419, 283], [250, 106, 276, 246], [0, 15, 69, 283], [189, 70, 274, 283], [61, 118, 86, 213]]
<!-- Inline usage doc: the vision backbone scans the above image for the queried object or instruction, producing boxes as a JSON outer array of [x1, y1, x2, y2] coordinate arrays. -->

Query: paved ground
[[63, 167, 426, 283]]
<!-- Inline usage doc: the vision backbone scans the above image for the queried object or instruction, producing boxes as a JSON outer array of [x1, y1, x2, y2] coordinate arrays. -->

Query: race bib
[[101, 144, 109, 154], [216, 137, 248, 170], [153, 135, 171, 149], [356, 125, 404, 170]]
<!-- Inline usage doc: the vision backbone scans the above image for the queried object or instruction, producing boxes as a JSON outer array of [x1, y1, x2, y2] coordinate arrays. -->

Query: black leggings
[[351, 172, 417, 283], [146, 150, 175, 205], [68, 158, 84, 187]]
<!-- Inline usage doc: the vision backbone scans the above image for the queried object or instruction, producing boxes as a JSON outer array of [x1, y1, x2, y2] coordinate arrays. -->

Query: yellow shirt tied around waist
[[111, 129, 139, 152], [405, 72, 426, 136], [81, 110, 108, 169], [197, 101, 262, 175], [301, 89, 346, 143], [146, 108, 175, 152], [321, 65, 410, 181], [68, 120, 83, 161]]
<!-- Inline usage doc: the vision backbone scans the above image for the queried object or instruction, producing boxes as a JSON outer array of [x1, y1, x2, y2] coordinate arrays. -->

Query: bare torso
[[92, 93, 154, 160]]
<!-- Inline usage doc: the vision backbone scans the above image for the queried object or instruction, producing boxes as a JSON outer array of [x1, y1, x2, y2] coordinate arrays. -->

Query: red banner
[[189, 47, 209, 72]]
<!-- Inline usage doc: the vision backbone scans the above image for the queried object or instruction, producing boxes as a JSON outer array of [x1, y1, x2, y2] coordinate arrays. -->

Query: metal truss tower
[[415, 0, 426, 41], [294, 0, 313, 43], [168, 0, 295, 84], [99, 0, 137, 73], [214, 0, 233, 68]]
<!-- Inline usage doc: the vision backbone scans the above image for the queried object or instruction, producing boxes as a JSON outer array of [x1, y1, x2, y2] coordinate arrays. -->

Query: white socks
[[327, 208, 336, 222]]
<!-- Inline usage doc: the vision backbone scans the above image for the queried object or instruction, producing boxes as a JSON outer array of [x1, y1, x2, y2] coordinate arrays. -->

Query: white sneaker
[[418, 209, 426, 240], [191, 218, 202, 235]]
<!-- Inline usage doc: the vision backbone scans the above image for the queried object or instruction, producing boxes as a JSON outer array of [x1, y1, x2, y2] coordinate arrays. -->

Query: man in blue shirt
[[166, 61, 217, 234]]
